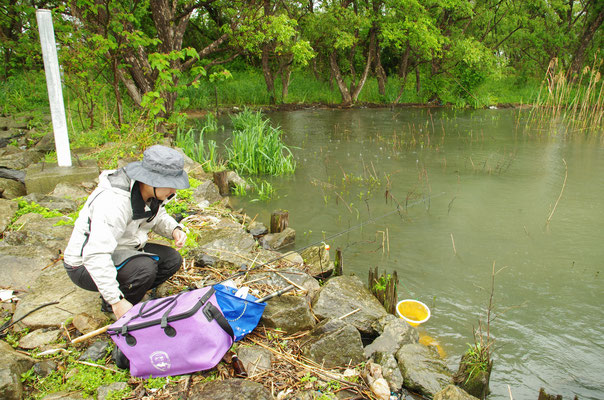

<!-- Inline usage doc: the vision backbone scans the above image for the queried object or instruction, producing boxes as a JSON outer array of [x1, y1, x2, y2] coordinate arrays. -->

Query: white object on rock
[[370, 377, 391, 400]]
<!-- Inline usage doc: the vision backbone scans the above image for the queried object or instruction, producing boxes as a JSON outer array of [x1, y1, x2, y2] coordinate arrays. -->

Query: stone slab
[[25, 160, 99, 194]]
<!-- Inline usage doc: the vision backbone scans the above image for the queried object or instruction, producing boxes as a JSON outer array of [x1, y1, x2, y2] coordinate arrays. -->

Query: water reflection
[[209, 108, 604, 399]]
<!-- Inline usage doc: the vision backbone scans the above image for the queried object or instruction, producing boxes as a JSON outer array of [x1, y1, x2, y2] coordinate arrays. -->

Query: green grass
[[225, 109, 296, 175]]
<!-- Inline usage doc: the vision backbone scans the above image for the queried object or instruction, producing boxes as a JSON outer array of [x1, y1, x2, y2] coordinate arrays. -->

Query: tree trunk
[[329, 52, 353, 105], [350, 29, 376, 102], [375, 43, 387, 96], [279, 55, 293, 102], [262, 45, 276, 104], [416, 66, 421, 95], [569, 8, 604, 76]]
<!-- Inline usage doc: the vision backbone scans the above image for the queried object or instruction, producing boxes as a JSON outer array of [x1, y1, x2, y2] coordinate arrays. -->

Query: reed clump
[[527, 55, 603, 134], [226, 109, 296, 176]]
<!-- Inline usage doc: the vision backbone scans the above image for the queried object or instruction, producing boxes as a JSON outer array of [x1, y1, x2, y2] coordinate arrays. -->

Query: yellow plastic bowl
[[396, 299, 431, 327]]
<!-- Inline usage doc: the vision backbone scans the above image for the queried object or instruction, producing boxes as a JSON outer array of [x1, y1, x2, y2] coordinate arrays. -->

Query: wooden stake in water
[[36, 9, 71, 167]]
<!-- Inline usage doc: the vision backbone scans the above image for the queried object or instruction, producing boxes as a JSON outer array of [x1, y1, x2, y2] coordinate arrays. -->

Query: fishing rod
[[226, 191, 446, 281]]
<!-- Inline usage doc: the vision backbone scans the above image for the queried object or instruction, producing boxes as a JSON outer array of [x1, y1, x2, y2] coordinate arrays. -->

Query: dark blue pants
[[65, 243, 182, 305]]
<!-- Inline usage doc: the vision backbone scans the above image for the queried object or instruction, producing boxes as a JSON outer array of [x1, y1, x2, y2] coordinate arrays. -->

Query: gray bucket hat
[[124, 145, 189, 189]]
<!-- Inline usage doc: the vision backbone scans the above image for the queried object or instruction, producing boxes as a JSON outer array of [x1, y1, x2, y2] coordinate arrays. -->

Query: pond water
[[208, 108, 604, 399]]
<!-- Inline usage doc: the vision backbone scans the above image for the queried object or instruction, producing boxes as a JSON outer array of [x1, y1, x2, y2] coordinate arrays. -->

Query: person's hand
[[112, 299, 133, 320], [173, 227, 187, 249]]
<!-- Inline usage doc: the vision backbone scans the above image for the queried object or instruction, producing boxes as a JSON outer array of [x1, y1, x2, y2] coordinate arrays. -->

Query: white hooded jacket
[[64, 169, 180, 304]]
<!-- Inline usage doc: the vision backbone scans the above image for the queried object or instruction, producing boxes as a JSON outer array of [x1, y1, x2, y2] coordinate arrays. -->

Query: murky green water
[[210, 108, 604, 399]]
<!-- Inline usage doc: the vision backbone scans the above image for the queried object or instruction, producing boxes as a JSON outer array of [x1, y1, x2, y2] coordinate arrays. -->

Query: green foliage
[[175, 125, 225, 172], [144, 376, 170, 390], [226, 110, 296, 176], [22, 351, 129, 399], [12, 199, 63, 224], [462, 342, 490, 384]]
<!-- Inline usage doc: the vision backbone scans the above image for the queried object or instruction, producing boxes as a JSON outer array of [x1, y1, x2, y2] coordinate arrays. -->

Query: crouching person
[[63, 145, 189, 319]]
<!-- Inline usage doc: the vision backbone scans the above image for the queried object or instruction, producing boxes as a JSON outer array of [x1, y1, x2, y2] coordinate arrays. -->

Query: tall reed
[[528, 54, 603, 134], [175, 122, 224, 172], [225, 109, 296, 175]]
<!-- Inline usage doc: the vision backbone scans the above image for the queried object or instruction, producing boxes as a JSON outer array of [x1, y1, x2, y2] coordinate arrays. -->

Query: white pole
[[36, 9, 71, 167]]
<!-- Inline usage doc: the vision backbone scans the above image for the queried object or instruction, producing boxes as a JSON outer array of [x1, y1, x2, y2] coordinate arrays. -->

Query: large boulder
[[0, 148, 43, 170], [365, 314, 419, 357], [0, 198, 17, 233], [23, 193, 79, 213], [237, 345, 273, 376], [0, 244, 57, 289], [3, 213, 73, 252], [300, 245, 334, 278], [193, 180, 222, 204], [434, 385, 480, 400], [189, 378, 273, 400], [311, 275, 388, 336], [0, 167, 25, 183], [396, 343, 453, 397], [300, 318, 365, 368], [18, 329, 61, 349], [0, 177, 26, 199], [0, 341, 35, 400], [255, 268, 320, 298], [258, 227, 296, 250], [260, 295, 315, 334], [373, 351, 404, 392], [50, 182, 90, 201], [189, 218, 256, 267], [12, 263, 106, 331]]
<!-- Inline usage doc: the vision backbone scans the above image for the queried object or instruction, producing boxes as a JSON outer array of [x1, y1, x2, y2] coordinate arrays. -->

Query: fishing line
[[228, 191, 446, 280]]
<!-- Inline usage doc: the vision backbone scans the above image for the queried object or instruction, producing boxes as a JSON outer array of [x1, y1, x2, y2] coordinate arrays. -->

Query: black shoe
[[100, 297, 112, 313]]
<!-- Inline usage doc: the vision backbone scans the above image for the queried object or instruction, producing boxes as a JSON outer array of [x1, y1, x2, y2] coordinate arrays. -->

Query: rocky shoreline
[[0, 119, 478, 400]]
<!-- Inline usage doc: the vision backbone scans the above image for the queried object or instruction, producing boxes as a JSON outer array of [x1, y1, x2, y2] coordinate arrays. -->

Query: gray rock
[[189, 378, 273, 400], [300, 318, 365, 368], [3, 213, 73, 251], [193, 180, 223, 204], [72, 313, 106, 335], [396, 343, 453, 397], [190, 221, 256, 267], [0, 244, 57, 290], [261, 295, 315, 334], [373, 351, 404, 391], [40, 391, 85, 399], [0, 341, 35, 400], [12, 263, 106, 331], [255, 268, 320, 294], [227, 170, 251, 189], [365, 314, 419, 357], [0, 148, 43, 170], [0, 177, 26, 199], [237, 345, 273, 376], [248, 221, 268, 237], [0, 198, 17, 233], [259, 227, 296, 250], [23, 193, 79, 213], [34, 132, 55, 153], [0, 116, 31, 130], [300, 245, 334, 278], [18, 329, 61, 349], [434, 385, 480, 400], [0, 167, 25, 183], [97, 382, 129, 400], [50, 182, 90, 201], [79, 340, 110, 362], [33, 360, 57, 377], [281, 251, 303, 266], [311, 275, 388, 336]]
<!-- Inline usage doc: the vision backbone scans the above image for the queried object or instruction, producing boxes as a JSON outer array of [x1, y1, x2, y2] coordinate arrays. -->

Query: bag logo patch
[[150, 351, 171, 372]]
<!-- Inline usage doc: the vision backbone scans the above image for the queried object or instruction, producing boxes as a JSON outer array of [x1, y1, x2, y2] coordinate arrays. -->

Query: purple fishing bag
[[107, 287, 234, 378]]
